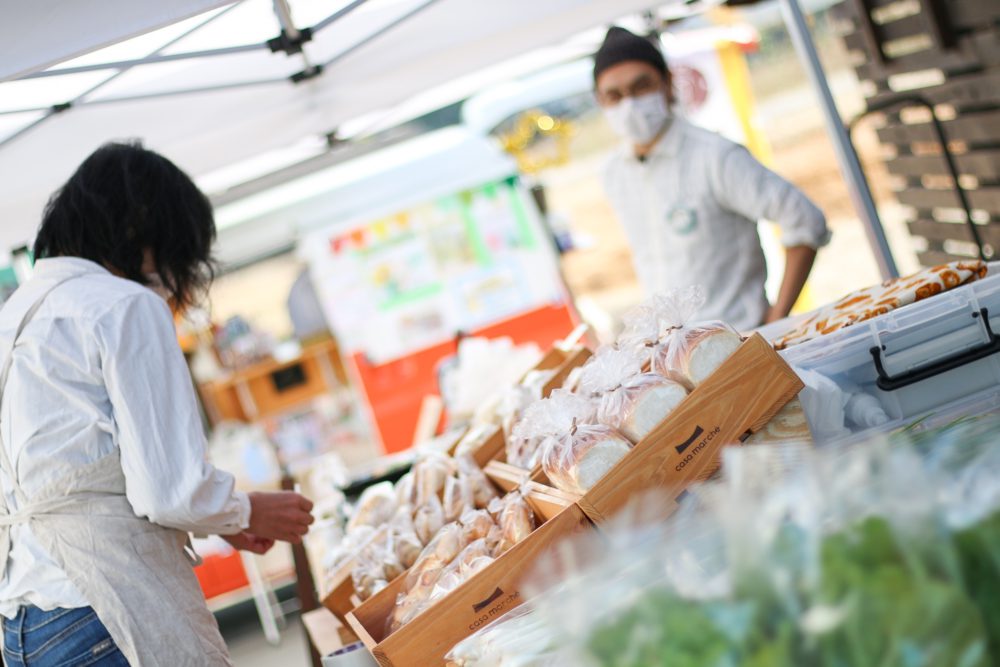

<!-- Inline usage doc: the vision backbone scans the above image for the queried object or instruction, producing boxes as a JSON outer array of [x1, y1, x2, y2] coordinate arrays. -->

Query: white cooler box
[[778, 273, 1000, 439]]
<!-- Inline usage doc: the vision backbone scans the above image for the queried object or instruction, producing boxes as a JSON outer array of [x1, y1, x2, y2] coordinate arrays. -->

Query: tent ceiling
[[0, 0, 235, 82], [0, 0, 695, 259]]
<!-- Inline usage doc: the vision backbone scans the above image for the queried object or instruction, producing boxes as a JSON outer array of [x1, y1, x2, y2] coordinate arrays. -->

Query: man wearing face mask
[[595, 27, 829, 329]]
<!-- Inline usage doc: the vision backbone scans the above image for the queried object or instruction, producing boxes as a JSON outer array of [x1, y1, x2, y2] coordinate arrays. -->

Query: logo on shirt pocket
[[666, 206, 698, 236]]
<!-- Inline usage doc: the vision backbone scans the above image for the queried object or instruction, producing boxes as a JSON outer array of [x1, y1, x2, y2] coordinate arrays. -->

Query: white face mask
[[603, 91, 672, 146]]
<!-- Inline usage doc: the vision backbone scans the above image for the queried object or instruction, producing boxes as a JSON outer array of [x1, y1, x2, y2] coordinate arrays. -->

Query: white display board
[[303, 176, 565, 364]]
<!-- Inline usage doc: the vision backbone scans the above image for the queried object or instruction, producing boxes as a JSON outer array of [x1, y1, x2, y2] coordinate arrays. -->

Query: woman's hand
[[222, 532, 275, 555], [247, 491, 315, 544]]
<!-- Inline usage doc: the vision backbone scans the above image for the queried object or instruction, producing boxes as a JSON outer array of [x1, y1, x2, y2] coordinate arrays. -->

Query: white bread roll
[[683, 328, 742, 385], [602, 376, 688, 443], [746, 398, 813, 445], [543, 425, 632, 495]]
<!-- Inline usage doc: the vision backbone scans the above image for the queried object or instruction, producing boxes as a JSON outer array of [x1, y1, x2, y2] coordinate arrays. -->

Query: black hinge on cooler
[[870, 308, 1000, 391]]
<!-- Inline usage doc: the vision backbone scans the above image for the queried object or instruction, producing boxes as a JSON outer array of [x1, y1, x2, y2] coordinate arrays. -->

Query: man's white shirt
[[603, 117, 830, 330]]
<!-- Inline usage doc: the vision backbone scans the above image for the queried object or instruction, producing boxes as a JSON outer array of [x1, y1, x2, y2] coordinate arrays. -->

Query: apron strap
[[0, 273, 87, 507]]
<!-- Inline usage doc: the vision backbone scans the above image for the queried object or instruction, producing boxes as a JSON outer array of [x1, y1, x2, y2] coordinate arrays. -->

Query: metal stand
[[283, 474, 324, 667], [778, 0, 899, 280]]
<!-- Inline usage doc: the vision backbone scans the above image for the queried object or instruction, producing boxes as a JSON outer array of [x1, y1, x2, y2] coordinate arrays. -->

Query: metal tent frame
[[0, 0, 900, 278]]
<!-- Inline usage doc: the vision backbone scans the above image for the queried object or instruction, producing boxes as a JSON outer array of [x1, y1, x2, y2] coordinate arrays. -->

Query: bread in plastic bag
[[394, 471, 417, 507], [351, 528, 398, 601], [489, 490, 536, 556], [443, 473, 475, 524], [413, 452, 457, 507], [456, 454, 499, 508], [507, 389, 598, 470], [346, 481, 398, 534], [578, 345, 690, 443], [414, 493, 446, 545], [745, 396, 813, 446], [388, 522, 467, 634], [390, 505, 424, 569], [428, 538, 495, 603], [460, 508, 500, 553], [541, 424, 632, 496], [528, 389, 630, 495], [618, 286, 742, 386]]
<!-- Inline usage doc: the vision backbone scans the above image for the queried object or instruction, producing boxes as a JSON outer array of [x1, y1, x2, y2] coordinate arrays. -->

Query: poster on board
[[307, 176, 564, 364]]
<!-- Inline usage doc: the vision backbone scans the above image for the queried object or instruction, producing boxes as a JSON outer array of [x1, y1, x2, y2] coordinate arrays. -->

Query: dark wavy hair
[[33, 141, 216, 309]]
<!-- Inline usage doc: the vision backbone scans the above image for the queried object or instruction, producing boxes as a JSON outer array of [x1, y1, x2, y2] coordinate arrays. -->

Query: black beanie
[[593, 26, 667, 84]]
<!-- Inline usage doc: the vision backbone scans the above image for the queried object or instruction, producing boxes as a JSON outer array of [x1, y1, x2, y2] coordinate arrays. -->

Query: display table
[[198, 339, 347, 425]]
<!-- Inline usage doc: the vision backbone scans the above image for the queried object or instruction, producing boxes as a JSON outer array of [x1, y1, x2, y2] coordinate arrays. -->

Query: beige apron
[[0, 275, 233, 666]]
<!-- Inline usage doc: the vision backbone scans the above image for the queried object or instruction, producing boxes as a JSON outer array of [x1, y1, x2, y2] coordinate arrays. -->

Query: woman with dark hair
[[0, 142, 315, 666]]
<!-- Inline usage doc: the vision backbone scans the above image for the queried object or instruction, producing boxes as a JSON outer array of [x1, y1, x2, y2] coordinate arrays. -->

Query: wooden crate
[[831, 0, 1000, 266], [536, 346, 592, 398], [483, 459, 549, 493], [572, 334, 802, 526], [321, 524, 393, 626], [448, 425, 506, 469], [321, 556, 359, 627], [345, 489, 590, 667]]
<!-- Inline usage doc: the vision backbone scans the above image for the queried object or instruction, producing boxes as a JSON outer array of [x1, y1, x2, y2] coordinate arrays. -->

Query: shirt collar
[[32, 257, 112, 278]]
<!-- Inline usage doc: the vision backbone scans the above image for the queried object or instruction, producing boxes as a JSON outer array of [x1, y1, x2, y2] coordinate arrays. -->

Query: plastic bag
[[388, 522, 467, 635], [390, 505, 424, 569], [460, 508, 500, 552], [443, 474, 475, 524], [414, 494, 446, 545], [395, 471, 417, 507], [346, 481, 398, 534], [489, 490, 536, 556], [429, 538, 495, 602], [413, 452, 457, 507], [618, 287, 742, 386], [445, 604, 570, 667], [507, 389, 597, 470], [521, 369, 556, 400], [522, 423, 1000, 667], [454, 424, 496, 459], [578, 345, 690, 443], [525, 389, 630, 495], [457, 455, 499, 509], [351, 528, 397, 601]]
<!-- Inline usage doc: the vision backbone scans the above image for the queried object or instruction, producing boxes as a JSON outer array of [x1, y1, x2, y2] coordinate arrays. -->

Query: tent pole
[[323, 0, 443, 68], [778, 0, 898, 280], [272, 0, 301, 41]]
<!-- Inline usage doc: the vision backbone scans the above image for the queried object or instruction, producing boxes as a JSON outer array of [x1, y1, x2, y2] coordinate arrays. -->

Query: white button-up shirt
[[0, 257, 250, 618], [603, 117, 830, 330]]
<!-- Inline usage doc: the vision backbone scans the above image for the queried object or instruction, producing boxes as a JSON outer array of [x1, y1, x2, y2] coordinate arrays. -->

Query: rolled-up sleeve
[[712, 143, 831, 249], [95, 292, 250, 535]]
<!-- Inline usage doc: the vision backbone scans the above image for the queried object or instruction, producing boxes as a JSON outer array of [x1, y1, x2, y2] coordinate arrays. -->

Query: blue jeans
[[2, 606, 128, 666]]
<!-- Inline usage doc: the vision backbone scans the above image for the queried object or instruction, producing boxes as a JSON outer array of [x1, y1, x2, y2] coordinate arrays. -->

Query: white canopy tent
[[0, 0, 678, 257], [0, 0, 894, 276]]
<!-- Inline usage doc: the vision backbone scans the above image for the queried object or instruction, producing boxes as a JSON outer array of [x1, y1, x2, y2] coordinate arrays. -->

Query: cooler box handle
[[870, 308, 1000, 391]]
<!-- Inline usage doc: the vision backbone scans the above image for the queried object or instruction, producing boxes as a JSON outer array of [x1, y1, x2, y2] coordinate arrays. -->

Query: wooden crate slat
[[908, 219, 1000, 246], [867, 70, 1000, 109], [835, 0, 1000, 32], [919, 249, 977, 266], [897, 186, 1000, 212], [951, 0, 1000, 31], [876, 110, 1000, 146], [885, 149, 1000, 179], [851, 30, 1000, 81]]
